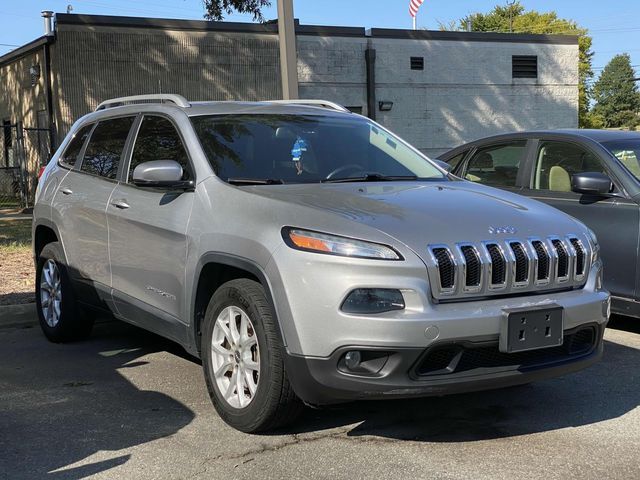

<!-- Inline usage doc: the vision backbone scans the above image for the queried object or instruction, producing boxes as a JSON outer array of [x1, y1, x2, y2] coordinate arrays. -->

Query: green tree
[[203, 0, 271, 21], [444, 2, 594, 128], [592, 54, 640, 128]]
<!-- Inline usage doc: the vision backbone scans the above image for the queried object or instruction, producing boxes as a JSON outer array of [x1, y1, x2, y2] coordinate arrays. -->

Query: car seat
[[549, 165, 571, 192]]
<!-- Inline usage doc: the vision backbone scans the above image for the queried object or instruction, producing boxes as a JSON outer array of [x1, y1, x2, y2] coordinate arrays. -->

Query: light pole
[[277, 0, 299, 99]]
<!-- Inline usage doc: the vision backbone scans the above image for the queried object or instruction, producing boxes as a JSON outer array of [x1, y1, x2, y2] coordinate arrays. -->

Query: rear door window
[[80, 116, 135, 180], [60, 124, 93, 169], [465, 142, 526, 187]]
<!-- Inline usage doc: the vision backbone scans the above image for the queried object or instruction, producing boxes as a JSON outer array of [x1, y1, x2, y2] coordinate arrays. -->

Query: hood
[[245, 180, 584, 258]]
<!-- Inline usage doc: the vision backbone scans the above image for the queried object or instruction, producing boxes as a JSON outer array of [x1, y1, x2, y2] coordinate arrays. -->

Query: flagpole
[[413, 14, 417, 30]]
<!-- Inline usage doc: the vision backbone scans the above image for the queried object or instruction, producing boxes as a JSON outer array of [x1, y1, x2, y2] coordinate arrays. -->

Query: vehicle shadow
[[285, 334, 640, 442], [0, 321, 196, 479]]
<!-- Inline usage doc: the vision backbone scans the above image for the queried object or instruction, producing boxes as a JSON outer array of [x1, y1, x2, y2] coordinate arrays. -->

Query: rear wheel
[[201, 278, 302, 432], [36, 242, 93, 342]]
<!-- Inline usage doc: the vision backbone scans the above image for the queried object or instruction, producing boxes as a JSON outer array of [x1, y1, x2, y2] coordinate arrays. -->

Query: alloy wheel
[[40, 259, 62, 328], [211, 306, 260, 409]]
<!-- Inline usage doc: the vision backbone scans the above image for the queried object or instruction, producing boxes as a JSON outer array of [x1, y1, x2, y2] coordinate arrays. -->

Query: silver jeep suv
[[34, 94, 610, 432]]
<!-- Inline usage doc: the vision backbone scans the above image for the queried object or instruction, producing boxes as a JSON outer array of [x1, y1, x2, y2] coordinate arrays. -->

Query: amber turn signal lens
[[288, 231, 332, 252]]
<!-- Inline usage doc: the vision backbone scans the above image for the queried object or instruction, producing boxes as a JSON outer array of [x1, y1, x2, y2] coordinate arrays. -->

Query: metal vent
[[512, 55, 538, 79], [460, 246, 481, 287], [570, 238, 586, 277], [486, 244, 506, 286], [552, 239, 569, 279], [532, 240, 550, 281], [432, 247, 455, 290], [411, 56, 425, 70], [510, 242, 529, 283]]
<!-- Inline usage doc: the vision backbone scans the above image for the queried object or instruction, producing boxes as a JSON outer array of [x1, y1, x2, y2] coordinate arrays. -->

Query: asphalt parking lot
[[1, 316, 639, 480]]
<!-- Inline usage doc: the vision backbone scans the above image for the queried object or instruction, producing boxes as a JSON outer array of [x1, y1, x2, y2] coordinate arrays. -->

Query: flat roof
[[0, 35, 52, 68], [0, 12, 579, 68], [55, 13, 578, 44]]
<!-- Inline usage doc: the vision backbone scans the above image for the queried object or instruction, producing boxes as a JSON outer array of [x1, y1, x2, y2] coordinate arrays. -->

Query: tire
[[201, 278, 303, 433], [36, 242, 94, 342]]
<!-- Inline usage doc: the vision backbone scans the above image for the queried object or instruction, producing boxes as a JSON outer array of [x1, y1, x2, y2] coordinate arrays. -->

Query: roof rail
[[95, 94, 190, 111], [266, 99, 350, 113]]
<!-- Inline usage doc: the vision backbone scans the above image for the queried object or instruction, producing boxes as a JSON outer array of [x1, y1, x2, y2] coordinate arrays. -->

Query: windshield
[[602, 139, 640, 181], [191, 114, 446, 184]]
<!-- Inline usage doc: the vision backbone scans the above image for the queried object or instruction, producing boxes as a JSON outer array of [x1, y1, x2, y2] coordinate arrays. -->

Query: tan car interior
[[535, 142, 605, 192]]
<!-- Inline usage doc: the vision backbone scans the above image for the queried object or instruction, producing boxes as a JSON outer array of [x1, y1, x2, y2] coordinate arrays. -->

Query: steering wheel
[[325, 164, 366, 180]]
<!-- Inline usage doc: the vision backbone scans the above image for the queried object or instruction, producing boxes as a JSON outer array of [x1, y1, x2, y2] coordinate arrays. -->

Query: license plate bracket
[[500, 305, 564, 353]]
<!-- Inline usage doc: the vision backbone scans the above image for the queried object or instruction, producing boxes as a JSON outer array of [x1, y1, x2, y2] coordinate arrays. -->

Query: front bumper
[[285, 323, 605, 405], [267, 242, 609, 404]]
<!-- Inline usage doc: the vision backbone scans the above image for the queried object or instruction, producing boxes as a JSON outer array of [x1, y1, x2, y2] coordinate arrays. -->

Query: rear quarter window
[[59, 124, 93, 169]]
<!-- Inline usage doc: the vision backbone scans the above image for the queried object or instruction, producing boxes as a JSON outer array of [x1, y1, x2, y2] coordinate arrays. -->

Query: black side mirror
[[433, 159, 452, 173], [132, 160, 194, 191], [571, 172, 613, 196]]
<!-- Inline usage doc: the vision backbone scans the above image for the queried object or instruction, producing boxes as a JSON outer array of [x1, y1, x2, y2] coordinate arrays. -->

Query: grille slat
[[552, 239, 569, 278], [486, 244, 506, 285], [532, 240, 550, 281], [460, 246, 481, 287], [432, 247, 455, 290], [570, 238, 586, 277], [510, 242, 529, 283]]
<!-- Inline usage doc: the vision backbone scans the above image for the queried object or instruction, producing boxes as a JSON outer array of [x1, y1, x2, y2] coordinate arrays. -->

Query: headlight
[[283, 228, 402, 260], [586, 228, 600, 263]]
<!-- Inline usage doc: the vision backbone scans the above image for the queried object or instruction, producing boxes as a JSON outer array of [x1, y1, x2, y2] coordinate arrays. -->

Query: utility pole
[[277, 0, 299, 100], [507, 0, 516, 33]]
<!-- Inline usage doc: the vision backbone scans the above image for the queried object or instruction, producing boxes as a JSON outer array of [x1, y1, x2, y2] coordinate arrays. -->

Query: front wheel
[[201, 279, 302, 432], [36, 242, 93, 342]]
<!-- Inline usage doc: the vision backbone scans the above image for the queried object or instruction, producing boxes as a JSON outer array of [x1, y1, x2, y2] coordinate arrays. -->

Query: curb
[[0, 303, 37, 328]]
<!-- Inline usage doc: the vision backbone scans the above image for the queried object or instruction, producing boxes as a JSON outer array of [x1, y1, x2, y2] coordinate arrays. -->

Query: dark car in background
[[439, 129, 640, 320]]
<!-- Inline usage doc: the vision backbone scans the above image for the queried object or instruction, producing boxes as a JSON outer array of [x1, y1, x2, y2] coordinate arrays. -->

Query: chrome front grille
[[427, 235, 590, 300]]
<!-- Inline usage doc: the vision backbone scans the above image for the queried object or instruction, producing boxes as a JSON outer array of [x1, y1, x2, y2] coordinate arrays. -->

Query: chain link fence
[[0, 124, 51, 210]]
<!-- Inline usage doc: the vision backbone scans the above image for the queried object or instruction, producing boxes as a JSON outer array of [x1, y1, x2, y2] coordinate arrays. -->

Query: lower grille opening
[[415, 326, 597, 377]]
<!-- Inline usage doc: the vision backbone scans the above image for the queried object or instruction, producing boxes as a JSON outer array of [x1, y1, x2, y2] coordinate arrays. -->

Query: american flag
[[409, 0, 425, 18]]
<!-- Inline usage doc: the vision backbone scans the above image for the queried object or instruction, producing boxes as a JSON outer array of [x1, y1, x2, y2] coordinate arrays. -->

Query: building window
[[2, 120, 13, 168], [410, 57, 424, 71], [512, 55, 538, 79]]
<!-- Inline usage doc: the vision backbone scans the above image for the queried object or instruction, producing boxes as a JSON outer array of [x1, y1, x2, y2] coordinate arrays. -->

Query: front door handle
[[61, 188, 73, 195], [110, 200, 130, 210]]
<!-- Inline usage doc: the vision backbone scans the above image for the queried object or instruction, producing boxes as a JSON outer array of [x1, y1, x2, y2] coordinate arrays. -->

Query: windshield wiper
[[322, 173, 417, 184], [227, 178, 285, 186]]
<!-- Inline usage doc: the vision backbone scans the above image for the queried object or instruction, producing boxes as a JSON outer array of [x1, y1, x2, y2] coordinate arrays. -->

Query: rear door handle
[[110, 200, 130, 210], [61, 188, 73, 195]]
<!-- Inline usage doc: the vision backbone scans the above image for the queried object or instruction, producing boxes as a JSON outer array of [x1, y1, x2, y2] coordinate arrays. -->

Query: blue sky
[[1, 0, 639, 79]]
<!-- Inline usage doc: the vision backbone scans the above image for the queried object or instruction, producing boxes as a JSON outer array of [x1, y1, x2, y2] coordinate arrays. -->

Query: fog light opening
[[344, 351, 362, 370], [338, 350, 391, 375]]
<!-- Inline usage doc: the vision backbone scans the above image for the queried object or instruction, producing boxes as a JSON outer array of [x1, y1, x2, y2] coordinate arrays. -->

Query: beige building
[[0, 12, 579, 206]]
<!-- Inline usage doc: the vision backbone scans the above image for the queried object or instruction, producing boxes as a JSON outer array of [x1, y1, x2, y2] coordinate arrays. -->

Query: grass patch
[[0, 218, 32, 253]]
